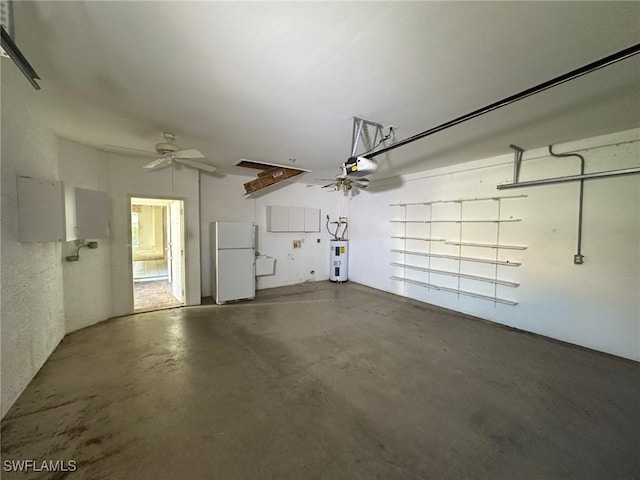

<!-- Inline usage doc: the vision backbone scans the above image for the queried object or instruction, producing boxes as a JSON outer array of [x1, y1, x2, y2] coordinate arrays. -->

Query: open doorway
[[131, 197, 186, 312]]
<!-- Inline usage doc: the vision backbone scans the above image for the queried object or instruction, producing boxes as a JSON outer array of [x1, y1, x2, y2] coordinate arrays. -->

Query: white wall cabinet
[[17, 177, 109, 243], [74, 188, 110, 239], [304, 207, 320, 232], [65, 186, 110, 240], [17, 177, 65, 242], [266, 206, 320, 232], [289, 207, 305, 232], [64, 184, 78, 241], [266, 206, 289, 232]]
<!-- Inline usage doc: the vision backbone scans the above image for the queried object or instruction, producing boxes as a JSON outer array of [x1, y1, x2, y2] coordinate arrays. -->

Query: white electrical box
[[17, 177, 110, 243], [75, 188, 110, 239], [65, 186, 110, 240]]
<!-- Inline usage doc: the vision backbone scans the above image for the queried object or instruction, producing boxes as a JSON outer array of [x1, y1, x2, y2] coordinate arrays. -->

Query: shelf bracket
[[509, 144, 525, 184]]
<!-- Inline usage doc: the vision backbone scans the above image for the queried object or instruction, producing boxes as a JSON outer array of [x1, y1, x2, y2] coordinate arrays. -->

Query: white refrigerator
[[211, 222, 256, 304]]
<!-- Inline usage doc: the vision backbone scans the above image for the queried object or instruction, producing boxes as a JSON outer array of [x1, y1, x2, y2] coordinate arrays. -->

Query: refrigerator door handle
[[252, 223, 256, 249]]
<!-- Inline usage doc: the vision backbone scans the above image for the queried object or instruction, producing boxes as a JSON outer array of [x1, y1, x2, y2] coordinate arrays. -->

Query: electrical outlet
[[293, 240, 302, 249]]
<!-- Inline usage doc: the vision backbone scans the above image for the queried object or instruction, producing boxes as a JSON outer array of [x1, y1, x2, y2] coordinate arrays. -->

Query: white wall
[[348, 129, 640, 361], [108, 156, 201, 317], [199, 173, 255, 296], [253, 182, 348, 290], [1, 66, 66, 417], [58, 139, 112, 333], [199, 174, 346, 296]]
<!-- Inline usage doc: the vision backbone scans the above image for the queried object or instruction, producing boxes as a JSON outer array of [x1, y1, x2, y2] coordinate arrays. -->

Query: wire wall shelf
[[390, 236, 445, 242], [390, 219, 521, 224], [390, 194, 527, 306], [390, 262, 520, 287], [389, 194, 527, 207], [390, 276, 519, 306], [444, 241, 527, 250], [391, 249, 521, 266]]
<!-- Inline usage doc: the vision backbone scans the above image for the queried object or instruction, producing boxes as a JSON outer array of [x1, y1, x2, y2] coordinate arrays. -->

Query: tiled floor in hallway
[[133, 259, 168, 281], [133, 280, 181, 312]]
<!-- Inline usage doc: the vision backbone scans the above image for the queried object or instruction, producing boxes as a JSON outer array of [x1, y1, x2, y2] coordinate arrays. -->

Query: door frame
[[128, 194, 187, 312]]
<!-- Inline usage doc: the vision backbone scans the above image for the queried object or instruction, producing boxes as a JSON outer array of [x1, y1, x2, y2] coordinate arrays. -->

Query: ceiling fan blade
[[104, 144, 157, 157], [174, 148, 205, 159], [175, 158, 217, 172], [321, 183, 336, 188], [143, 158, 168, 169]]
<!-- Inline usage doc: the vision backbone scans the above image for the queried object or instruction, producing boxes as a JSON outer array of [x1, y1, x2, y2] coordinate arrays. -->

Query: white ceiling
[[8, 1, 640, 182]]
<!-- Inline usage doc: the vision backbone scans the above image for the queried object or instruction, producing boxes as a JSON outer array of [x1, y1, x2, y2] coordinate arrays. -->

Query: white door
[[168, 200, 185, 303]]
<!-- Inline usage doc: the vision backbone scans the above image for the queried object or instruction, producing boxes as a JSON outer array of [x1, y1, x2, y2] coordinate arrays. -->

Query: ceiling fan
[[320, 175, 370, 192], [106, 132, 216, 173]]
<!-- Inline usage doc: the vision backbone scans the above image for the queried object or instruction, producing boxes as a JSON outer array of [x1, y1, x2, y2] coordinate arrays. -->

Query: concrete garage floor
[[1, 282, 638, 479]]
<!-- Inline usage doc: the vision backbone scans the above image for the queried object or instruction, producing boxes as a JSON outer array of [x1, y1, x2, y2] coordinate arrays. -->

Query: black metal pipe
[[366, 43, 640, 159], [549, 145, 586, 264], [496, 166, 640, 188], [1, 26, 41, 90]]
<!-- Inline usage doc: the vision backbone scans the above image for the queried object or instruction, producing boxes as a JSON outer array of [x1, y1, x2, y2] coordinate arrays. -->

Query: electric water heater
[[330, 240, 348, 282]]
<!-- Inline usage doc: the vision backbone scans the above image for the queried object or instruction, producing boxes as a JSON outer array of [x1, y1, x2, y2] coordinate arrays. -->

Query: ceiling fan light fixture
[[155, 142, 181, 155]]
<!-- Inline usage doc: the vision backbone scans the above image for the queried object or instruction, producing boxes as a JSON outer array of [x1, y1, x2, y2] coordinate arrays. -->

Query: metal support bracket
[[497, 166, 640, 188], [509, 144, 525, 184], [351, 117, 385, 158], [1, 26, 40, 89]]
